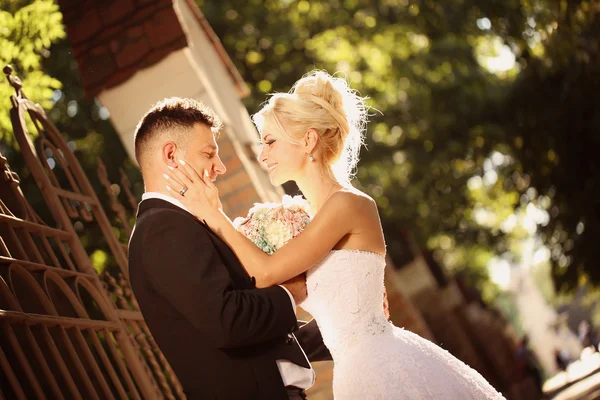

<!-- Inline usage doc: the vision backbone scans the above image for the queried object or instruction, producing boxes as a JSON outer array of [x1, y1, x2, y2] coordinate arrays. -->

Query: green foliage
[[1, 0, 596, 294], [37, 37, 143, 278], [198, 0, 600, 293], [0, 0, 65, 143], [501, 1, 600, 291], [199, 0, 526, 293], [0, 1, 141, 280]]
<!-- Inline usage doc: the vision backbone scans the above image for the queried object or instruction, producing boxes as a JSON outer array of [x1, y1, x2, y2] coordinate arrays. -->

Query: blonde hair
[[253, 70, 368, 184]]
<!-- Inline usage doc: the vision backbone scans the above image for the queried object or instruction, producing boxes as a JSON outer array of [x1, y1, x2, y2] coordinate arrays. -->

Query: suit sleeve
[[139, 211, 297, 349], [294, 319, 332, 362]]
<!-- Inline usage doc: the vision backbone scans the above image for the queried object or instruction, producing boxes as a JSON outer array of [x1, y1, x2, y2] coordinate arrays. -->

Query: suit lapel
[[204, 227, 255, 289], [136, 199, 312, 372]]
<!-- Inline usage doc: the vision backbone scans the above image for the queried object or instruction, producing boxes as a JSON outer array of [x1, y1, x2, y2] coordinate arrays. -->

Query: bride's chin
[[270, 175, 288, 186]]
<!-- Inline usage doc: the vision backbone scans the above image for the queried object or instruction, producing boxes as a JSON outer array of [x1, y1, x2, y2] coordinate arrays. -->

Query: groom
[[128, 97, 331, 400]]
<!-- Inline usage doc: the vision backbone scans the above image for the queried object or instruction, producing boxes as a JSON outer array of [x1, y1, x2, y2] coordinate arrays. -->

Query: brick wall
[[58, 0, 187, 98], [215, 134, 262, 219]]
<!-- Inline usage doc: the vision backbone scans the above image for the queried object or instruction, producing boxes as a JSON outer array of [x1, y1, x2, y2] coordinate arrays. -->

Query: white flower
[[264, 219, 293, 250], [281, 195, 312, 216], [247, 201, 278, 215], [232, 216, 246, 229]]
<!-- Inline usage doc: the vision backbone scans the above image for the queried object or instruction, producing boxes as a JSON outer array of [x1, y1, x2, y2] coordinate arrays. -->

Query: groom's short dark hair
[[134, 97, 222, 168]]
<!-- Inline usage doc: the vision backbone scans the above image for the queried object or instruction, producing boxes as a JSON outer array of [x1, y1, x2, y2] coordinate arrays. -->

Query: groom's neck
[[143, 176, 170, 197]]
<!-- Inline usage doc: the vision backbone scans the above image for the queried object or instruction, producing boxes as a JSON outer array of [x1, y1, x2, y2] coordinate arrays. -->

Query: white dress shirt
[[141, 192, 315, 389]]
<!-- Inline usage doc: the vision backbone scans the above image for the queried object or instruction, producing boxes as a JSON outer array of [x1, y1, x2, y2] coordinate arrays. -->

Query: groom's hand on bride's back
[[281, 274, 307, 305]]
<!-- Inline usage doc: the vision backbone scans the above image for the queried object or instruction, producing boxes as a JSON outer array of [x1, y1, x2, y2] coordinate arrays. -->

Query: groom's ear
[[162, 141, 179, 168], [303, 129, 319, 153]]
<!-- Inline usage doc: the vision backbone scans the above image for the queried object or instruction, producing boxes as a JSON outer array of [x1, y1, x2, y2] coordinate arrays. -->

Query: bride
[[164, 70, 504, 399]]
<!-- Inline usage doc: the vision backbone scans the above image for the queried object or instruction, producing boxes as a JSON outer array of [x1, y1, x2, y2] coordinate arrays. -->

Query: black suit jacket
[[129, 199, 331, 400]]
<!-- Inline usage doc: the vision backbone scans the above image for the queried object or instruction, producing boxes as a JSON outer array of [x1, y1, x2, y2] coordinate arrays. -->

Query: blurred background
[[0, 0, 599, 399]]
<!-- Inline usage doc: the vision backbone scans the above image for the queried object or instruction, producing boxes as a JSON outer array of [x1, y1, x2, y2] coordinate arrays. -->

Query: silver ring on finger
[[179, 186, 188, 196]]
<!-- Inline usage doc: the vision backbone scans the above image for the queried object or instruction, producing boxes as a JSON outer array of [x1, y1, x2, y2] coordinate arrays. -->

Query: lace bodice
[[300, 250, 505, 399], [301, 250, 392, 359]]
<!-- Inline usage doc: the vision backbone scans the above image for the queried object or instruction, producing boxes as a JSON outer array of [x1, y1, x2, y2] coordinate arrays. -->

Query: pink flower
[[234, 196, 312, 254]]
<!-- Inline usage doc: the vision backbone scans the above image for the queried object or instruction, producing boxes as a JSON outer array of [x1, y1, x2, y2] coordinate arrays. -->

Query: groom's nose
[[214, 155, 226, 176]]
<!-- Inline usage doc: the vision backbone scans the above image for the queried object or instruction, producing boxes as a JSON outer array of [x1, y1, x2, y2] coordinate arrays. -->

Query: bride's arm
[[164, 160, 366, 287], [209, 192, 358, 287]]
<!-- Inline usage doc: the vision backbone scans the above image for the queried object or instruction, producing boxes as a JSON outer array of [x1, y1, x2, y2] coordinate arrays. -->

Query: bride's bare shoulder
[[327, 187, 377, 213]]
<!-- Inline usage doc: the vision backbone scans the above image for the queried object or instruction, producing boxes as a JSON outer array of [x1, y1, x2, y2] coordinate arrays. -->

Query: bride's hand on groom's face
[[163, 159, 222, 222]]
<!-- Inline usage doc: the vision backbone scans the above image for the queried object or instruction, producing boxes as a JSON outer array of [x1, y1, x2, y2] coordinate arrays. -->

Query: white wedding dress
[[301, 250, 505, 399]]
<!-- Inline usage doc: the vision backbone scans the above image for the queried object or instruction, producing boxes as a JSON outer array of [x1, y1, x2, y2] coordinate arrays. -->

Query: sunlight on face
[[258, 120, 305, 186], [181, 124, 226, 182]]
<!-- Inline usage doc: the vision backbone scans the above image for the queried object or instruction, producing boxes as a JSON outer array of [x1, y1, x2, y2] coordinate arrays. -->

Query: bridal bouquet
[[234, 194, 391, 319], [233, 195, 312, 254]]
